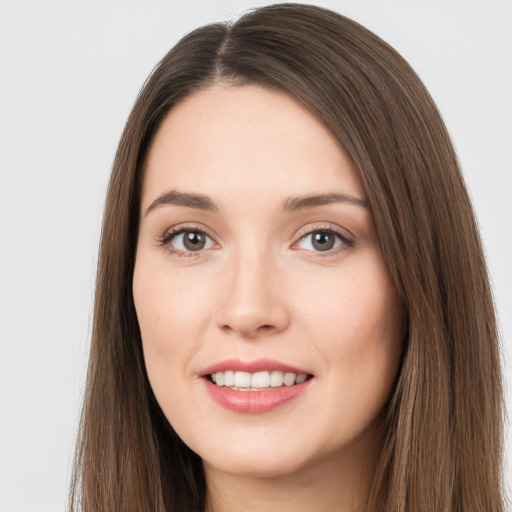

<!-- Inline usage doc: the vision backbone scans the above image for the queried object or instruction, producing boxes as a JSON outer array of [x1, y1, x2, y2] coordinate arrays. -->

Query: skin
[[133, 84, 403, 511]]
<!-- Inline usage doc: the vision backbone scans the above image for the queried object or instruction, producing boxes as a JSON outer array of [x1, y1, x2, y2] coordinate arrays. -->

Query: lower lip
[[204, 378, 312, 414]]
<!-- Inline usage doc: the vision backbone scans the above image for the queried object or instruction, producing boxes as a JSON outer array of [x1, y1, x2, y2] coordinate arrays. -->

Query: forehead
[[141, 84, 363, 207]]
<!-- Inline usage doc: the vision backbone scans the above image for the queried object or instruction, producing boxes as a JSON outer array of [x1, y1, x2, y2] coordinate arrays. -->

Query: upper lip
[[200, 358, 312, 377]]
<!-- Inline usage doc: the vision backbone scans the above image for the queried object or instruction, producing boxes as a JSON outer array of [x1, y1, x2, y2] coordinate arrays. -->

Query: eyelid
[[291, 224, 354, 255], [156, 222, 354, 258], [158, 223, 220, 256]]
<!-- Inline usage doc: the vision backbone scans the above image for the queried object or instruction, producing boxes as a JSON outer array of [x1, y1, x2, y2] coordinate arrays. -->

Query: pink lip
[[204, 378, 312, 414], [200, 358, 314, 414], [200, 358, 310, 376]]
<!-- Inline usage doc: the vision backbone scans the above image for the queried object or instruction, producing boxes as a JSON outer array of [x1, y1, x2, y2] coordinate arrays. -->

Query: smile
[[210, 370, 309, 390], [201, 359, 314, 413]]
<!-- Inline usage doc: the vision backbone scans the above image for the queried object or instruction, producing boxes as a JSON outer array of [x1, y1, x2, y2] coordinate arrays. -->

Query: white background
[[0, 1, 510, 510]]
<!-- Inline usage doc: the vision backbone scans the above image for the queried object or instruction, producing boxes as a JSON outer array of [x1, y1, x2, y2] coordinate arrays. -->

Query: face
[[133, 84, 403, 480]]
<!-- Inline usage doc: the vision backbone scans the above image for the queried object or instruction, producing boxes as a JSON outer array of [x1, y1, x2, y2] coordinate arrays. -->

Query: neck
[[204, 444, 378, 512]]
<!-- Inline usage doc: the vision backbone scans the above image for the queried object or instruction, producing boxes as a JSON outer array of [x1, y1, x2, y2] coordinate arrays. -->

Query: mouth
[[200, 359, 314, 413], [208, 370, 312, 390]]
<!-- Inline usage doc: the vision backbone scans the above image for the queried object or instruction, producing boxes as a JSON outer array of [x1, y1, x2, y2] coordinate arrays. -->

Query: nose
[[215, 250, 290, 339]]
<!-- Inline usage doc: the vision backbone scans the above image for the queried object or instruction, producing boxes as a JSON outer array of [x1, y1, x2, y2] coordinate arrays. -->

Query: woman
[[69, 3, 505, 511]]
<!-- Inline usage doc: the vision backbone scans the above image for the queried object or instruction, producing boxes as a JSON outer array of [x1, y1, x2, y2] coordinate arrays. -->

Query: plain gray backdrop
[[1, 1, 511, 510]]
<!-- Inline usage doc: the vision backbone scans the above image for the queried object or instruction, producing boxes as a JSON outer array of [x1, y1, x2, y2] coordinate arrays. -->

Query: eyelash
[[158, 224, 354, 258], [293, 226, 354, 257], [158, 226, 214, 258]]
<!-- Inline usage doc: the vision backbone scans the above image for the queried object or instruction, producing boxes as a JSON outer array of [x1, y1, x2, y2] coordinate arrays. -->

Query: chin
[[203, 450, 310, 479]]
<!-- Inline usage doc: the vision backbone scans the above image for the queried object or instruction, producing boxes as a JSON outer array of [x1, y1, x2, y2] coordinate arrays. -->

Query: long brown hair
[[69, 4, 505, 511]]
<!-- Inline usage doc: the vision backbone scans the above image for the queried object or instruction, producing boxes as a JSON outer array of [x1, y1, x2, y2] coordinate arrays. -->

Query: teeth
[[283, 372, 296, 386], [270, 370, 284, 387], [211, 370, 309, 389], [224, 370, 235, 387], [295, 373, 307, 384], [251, 371, 270, 388], [234, 371, 252, 388]]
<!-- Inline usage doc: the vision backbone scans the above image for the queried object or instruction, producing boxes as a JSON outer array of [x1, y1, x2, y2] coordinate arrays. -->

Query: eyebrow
[[282, 193, 367, 211], [144, 190, 368, 217], [145, 191, 218, 216]]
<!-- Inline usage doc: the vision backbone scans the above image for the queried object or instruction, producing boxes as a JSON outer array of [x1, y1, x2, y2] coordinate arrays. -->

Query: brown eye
[[295, 229, 347, 253], [311, 232, 335, 251], [183, 231, 207, 251], [164, 229, 214, 253]]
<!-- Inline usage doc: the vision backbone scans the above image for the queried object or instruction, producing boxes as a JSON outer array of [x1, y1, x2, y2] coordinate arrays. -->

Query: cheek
[[132, 256, 214, 397], [299, 259, 401, 347], [133, 259, 210, 343], [297, 256, 402, 406]]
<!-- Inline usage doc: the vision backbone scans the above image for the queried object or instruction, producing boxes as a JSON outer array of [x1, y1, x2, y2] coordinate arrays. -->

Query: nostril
[[215, 297, 290, 337], [221, 323, 275, 334]]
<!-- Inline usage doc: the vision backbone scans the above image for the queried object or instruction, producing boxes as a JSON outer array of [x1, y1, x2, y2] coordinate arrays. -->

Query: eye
[[161, 229, 215, 253], [294, 229, 350, 253]]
